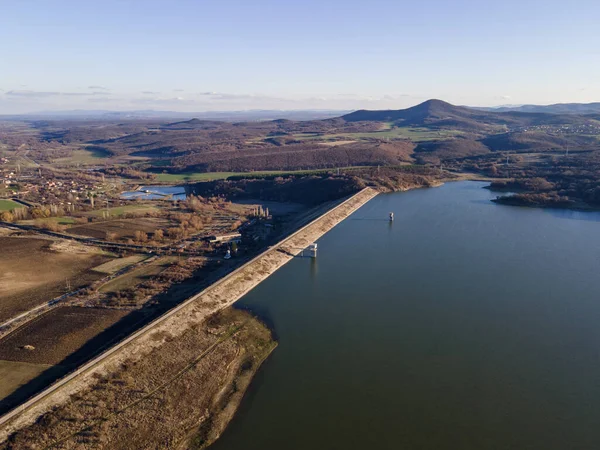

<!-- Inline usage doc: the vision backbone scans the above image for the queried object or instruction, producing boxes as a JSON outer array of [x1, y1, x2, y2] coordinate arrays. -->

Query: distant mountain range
[[474, 102, 600, 114], [1, 109, 350, 122], [3, 100, 599, 126]]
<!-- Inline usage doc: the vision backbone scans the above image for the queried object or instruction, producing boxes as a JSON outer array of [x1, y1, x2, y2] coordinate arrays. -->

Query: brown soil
[[67, 218, 170, 240], [0, 237, 109, 322], [97, 258, 173, 295], [0, 307, 129, 366], [0, 361, 52, 400], [0, 308, 275, 450]]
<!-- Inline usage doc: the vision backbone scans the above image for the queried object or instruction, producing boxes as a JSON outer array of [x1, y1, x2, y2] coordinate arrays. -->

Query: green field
[[86, 204, 160, 217], [290, 127, 464, 143], [92, 255, 150, 274], [18, 216, 77, 226], [0, 199, 21, 211], [155, 172, 246, 182], [154, 167, 369, 182], [53, 147, 109, 165]]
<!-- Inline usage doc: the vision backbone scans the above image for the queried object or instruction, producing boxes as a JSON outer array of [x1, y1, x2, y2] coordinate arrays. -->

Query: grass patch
[[52, 147, 109, 165], [0, 199, 20, 211], [288, 127, 464, 142], [155, 172, 243, 182], [154, 167, 369, 182], [18, 216, 76, 225], [85, 204, 159, 218], [92, 255, 150, 274], [99, 257, 176, 293]]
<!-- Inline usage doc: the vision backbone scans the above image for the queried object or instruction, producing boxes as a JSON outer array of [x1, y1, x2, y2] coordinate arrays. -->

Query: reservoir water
[[120, 185, 186, 200], [211, 181, 600, 450]]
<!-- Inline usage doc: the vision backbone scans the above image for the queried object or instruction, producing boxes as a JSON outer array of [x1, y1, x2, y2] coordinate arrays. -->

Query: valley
[[2, 99, 600, 447]]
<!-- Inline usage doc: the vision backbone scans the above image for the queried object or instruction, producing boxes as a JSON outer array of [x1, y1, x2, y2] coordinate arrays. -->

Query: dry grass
[[0, 307, 129, 366], [67, 218, 169, 240], [0, 238, 110, 322], [0, 360, 52, 400], [318, 140, 358, 146], [0, 308, 275, 450], [83, 204, 160, 218], [91, 255, 150, 274], [98, 258, 173, 294]]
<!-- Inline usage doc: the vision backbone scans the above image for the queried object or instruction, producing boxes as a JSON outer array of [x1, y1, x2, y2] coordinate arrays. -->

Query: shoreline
[[1, 308, 277, 450], [491, 196, 600, 212], [0, 187, 379, 446], [184, 337, 279, 450], [457, 170, 600, 213]]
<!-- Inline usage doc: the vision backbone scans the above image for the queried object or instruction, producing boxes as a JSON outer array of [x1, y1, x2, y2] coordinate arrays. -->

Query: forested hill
[[340, 99, 599, 132], [476, 102, 600, 115]]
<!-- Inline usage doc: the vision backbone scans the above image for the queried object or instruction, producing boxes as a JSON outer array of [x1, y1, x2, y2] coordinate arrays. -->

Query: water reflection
[[120, 185, 187, 200], [309, 257, 318, 280], [211, 181, 600, 450]]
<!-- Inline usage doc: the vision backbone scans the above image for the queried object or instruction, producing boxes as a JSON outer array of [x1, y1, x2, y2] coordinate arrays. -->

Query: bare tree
[[133, 230, 148, 243]]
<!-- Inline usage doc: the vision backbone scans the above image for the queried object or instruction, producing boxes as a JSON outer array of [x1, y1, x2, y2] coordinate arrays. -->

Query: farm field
[[155, 171, 246, 182], [98, 257, 176, 294], [51, 147, 109, 165], [67, 217, 169, 240], [0, 307, 131, 366], [0, 306, 145, 413], [0, 237, 110, 322], [92, 254, 150, 274], [318, 140, 358, 146], [290, 127, 465, 142], [84, 204, 160, 218], [0, 200, 20, 211], [0, 360, 55, 401], [17, 216, 76, 226], [154, 166, 369, 182]]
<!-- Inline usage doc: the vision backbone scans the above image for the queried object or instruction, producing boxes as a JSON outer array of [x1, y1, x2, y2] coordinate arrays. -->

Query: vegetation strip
[[41, 324, 246, 449]]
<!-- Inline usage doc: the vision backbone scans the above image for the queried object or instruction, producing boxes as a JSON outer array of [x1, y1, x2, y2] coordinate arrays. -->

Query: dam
[[0, 187, 379, 442]]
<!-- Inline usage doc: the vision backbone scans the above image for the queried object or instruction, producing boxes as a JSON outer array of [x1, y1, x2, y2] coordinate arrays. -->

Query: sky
[[1, 0, 599, 114]]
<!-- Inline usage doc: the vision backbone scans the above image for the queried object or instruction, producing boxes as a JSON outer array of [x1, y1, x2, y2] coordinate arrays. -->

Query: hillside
[[479, 102, 600, 115], [342, 100, 493, 129], [481, 131, 599, 152], [7, 99, 600, 178], [341, 99, 599, 132]]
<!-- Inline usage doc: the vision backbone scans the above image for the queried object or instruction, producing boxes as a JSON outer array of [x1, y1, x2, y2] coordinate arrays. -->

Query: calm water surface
[[211, 181, 600, 450], [120, 185, 186, 200]]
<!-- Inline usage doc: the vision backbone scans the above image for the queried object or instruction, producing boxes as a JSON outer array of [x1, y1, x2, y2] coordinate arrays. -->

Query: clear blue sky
[[1, 0, 599, 113]]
